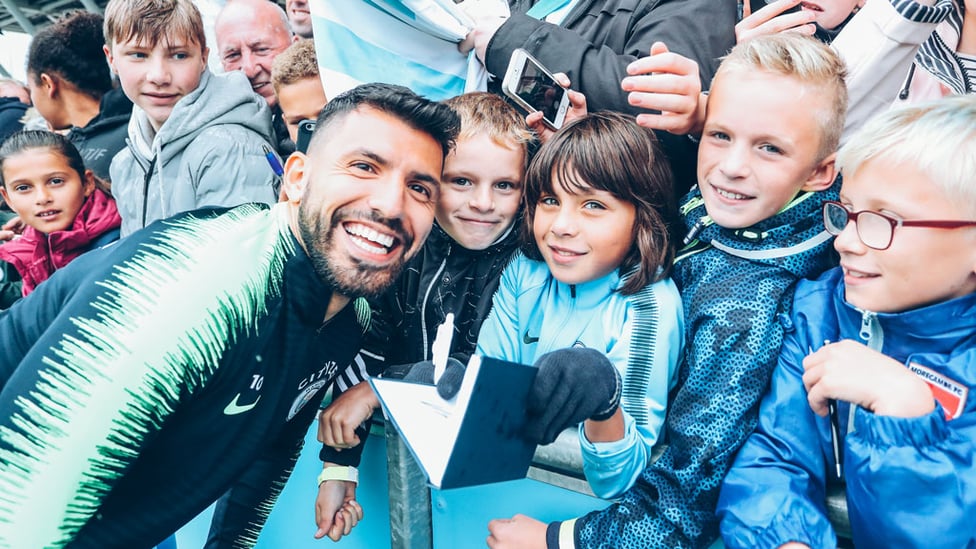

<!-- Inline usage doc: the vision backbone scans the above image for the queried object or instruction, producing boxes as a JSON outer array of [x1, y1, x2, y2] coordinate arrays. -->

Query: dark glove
[[400, 358, 466, 399], [526, 348, 621, 445]]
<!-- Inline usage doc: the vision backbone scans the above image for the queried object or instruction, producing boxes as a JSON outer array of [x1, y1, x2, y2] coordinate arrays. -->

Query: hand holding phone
[[748, 0, 800, 17], [501, 49, 571, 131], [737, 0, 815, 44]]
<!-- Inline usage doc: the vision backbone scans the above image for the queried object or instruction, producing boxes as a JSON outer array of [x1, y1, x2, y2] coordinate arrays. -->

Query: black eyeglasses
[[823, 200, 976, 250]]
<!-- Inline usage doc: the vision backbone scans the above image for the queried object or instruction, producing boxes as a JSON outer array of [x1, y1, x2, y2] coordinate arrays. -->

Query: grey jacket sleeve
[[186, 126, 280, 210]]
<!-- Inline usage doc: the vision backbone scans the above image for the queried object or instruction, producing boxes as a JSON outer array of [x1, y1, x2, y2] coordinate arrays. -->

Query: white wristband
[[317, 465, 359, 486]]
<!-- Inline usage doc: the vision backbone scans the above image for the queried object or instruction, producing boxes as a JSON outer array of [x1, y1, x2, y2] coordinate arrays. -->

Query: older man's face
[[216, 3, 294, 106]]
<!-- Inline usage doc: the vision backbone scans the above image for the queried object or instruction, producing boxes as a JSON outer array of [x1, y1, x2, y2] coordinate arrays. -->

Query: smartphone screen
[[513, 61, 567, 125]]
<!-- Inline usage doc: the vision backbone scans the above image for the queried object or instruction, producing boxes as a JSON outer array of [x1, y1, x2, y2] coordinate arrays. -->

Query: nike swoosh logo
[[224, 394, 261, 416], [523, 330, 539, 345]]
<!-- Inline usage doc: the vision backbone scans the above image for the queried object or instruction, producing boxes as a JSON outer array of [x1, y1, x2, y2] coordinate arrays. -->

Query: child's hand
[[1, 215, 24, 240], [526, 348, 621, 445], [736, 0, 817, 44], [314, 475, 362, 541], [318, 382, 378, 450], [802, 340, 936, 418], [402, 357, 467, 399], [486, 513, 547, 549], [525, 73, 588, 145], [621, 42, 704, 136]]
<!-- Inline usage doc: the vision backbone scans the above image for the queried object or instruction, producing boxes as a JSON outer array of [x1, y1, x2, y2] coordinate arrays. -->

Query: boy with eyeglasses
[[717, 95, 976, 549]]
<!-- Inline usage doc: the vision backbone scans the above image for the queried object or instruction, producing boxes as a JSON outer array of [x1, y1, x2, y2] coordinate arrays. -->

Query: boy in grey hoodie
[[105, 0, 279, 236]]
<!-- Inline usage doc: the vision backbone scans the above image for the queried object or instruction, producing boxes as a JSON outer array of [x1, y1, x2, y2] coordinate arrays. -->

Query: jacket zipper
[[420, 249, 450, 360], [141, 156, 157, 229], [849, 310, 884, 432]]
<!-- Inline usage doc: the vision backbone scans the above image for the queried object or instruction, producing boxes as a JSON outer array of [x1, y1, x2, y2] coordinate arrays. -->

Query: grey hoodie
[[110, 70, 279, 236]]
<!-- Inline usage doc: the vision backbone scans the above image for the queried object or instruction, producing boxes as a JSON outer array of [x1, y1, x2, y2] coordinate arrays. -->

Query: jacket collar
[[829, 267, 976, 356], [677, 180, 840, 278], [284, 229, 340, 327], [427, 215, 523, 260]]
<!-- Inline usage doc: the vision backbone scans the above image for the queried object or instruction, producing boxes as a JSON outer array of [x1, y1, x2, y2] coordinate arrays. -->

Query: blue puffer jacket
[[718, 267, 976, 549], [569, 183, 839, 549]]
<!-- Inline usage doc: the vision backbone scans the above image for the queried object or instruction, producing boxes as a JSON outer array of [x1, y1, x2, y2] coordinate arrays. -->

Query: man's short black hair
[[311, 83, 460, 157]]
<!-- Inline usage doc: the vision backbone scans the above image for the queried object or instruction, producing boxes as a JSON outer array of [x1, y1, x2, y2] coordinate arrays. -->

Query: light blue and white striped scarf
[[310, 0, 492, 101]]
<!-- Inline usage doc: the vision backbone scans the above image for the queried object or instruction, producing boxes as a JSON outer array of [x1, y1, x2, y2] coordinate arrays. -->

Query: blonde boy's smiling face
[[105, 36, 208, 131], [436, 133, 524, 250], [697, 68, 835, 229], [834, 159, 976, 313]]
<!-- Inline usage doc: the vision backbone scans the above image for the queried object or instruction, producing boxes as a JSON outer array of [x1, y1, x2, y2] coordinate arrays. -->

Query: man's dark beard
[[299, 203, 413, 299]]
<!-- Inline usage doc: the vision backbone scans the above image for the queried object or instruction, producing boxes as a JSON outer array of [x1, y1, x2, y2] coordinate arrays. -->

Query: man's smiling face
[[294, 106, 444, 298]]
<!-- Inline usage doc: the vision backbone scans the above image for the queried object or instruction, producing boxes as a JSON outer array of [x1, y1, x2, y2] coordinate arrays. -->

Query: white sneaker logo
[[224, 394, 261, 415]]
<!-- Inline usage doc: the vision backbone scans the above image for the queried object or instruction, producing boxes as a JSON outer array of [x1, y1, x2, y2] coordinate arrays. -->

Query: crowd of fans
[[0, 0, 974, 548]]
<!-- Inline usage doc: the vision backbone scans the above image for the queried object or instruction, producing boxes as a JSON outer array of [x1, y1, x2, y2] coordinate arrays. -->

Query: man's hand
[[525, 73, 588, 144], [486, 514, 547, 549], [622, 42, 704, 135], [736, 0, 816, 43], [457, 0, 509, 61], [802, 340, 936, 418], [318, 382, 378, 450], [314, 475, 363, 541]]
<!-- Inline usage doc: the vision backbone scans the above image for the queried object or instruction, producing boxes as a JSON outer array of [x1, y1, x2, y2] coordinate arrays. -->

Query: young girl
[[0, 130, 121, 305], [476, 111, 684, 501]]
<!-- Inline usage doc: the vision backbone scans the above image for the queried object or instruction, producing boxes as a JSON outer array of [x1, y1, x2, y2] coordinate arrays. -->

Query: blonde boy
[[271, 39, 328, 144], [719, 95, 976, 549], [501, 35, 849, 549], [104, 0, 279, 236]]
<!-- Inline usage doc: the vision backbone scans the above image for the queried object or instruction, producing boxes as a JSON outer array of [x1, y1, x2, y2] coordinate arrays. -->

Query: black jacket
[[487, 0, 735, 108], [0, 97, 27, 145], [364, 220, 522, 373], [0, 210, 22, 310], [485, 0, 738, 193], [0, 204, 365, 548], [67, 88, 132, 182]]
